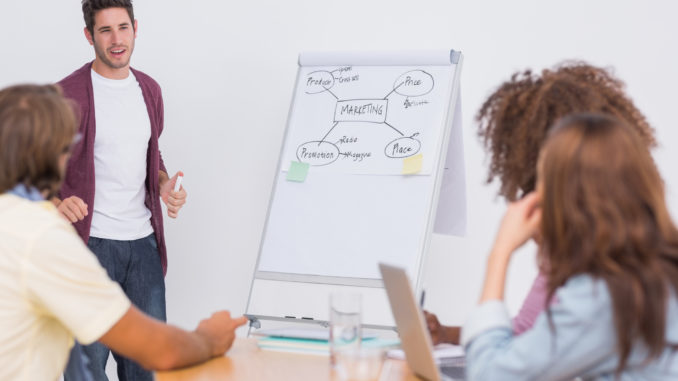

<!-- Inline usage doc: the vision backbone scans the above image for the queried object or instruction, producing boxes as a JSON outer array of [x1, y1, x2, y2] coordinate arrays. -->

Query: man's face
[[86, 7, 137, 72]]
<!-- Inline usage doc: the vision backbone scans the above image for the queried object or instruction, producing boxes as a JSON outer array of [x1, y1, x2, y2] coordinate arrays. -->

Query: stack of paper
[[252, 327, 400, 356], [256, 336, 400, 356], [387, 343, 464, 363]]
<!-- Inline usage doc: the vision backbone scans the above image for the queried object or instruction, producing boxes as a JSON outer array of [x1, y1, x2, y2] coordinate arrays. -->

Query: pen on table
[[419, 289, 426, 309]]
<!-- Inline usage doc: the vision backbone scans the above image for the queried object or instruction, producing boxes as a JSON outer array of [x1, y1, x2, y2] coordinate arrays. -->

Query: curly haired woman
[[425, 62, 656, 345]]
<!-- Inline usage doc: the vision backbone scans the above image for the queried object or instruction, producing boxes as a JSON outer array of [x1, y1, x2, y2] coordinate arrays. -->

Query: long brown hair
[[477, 62, 655, 201], [539, 113, 678, 372], [0, 84, 78, 197]]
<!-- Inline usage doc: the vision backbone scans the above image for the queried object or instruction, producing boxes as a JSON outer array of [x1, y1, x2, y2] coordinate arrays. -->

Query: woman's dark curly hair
[[476, 62, 656, 201]]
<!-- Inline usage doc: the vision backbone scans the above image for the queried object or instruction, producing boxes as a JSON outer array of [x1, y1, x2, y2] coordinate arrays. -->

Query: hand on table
[[424, 310, 461, 345], [195, 311, 249, 357]]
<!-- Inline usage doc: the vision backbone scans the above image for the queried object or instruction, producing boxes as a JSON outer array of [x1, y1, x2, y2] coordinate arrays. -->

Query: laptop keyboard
[[440, 357, 465, 380]]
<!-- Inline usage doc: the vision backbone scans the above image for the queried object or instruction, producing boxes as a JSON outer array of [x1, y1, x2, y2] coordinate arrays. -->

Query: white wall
[[2, 0, 677, 334]]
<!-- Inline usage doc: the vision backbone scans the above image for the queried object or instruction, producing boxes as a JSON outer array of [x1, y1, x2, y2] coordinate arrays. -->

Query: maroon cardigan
[[58, 62, 169, 275]]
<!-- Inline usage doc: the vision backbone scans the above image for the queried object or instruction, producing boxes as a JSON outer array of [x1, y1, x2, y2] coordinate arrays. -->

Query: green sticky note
[[286, 161, 310, 182], [402, 154, 423, 175]]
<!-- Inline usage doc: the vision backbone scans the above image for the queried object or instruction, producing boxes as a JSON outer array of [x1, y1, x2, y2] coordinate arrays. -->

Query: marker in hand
[[163, 171, 186, 219], [173, 172, 184, 192]]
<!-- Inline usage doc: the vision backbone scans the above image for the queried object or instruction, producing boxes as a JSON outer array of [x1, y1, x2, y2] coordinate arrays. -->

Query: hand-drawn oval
[[304, 71, 335, 94], [384, 136, 421, 158], [296, 141, 340, 166], [393, 70, 434, 97]]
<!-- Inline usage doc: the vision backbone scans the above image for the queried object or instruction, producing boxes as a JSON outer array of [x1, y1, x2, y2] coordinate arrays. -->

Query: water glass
[[329, 292, 362, 366], [335, 347, 385, 381]]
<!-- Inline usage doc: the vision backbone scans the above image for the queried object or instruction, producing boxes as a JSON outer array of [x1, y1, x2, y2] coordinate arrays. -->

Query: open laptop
[[379, 263, 465, 381]]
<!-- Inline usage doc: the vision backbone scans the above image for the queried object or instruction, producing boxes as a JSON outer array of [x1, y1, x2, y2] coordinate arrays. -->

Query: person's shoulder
[[57, 62, 92, 100], [556, 274, 611, 315], [559, 274, 608, 297], [18, 202, 88, 263], [130, 67, 162, 95], [0, 195, 70, 241]]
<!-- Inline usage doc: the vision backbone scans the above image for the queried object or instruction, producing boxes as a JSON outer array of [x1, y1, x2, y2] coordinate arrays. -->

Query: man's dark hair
[[82, 0, 135, 37]]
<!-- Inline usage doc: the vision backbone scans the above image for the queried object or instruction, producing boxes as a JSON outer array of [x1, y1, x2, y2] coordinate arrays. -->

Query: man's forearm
[[100, 306, 216, 371], [149, 324, 215, 370]]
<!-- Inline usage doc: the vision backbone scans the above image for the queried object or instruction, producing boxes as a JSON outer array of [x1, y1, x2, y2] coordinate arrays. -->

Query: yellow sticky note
[[402, 154, 423, 175]]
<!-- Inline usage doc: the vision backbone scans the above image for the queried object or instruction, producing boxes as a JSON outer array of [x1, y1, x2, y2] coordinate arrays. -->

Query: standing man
[[56, 1, 187, 379]]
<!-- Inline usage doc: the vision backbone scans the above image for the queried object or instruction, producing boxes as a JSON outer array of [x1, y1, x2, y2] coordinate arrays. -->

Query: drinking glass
[[329, 292, 362, 366], [335, 347, 385, 381]]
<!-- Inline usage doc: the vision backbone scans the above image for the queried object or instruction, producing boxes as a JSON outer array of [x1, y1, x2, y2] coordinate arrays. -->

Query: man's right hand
[[195, 311, 249, 357], [101, 306, 250, 371], [55, 196, 88, 223]]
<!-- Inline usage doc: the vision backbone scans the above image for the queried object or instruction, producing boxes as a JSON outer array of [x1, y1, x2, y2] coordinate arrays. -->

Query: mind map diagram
[[294, 67, 435, 168]]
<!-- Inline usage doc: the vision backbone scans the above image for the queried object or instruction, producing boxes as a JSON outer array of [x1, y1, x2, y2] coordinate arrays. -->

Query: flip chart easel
[[246, 50, 465, 329]]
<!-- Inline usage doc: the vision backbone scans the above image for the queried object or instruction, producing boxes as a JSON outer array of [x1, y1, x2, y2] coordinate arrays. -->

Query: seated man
[[0, 84, 247, 380]]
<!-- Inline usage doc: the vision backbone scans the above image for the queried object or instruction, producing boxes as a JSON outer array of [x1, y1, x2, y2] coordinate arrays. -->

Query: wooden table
[[155, 338, 420, 380]]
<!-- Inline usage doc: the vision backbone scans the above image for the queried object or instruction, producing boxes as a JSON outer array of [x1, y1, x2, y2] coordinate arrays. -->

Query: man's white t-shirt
[[90, 69, 154, 240], [0, 195, 130, 380]]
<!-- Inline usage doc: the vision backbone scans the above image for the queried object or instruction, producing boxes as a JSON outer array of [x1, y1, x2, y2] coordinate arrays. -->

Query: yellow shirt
[[0, 194, 130, 381]]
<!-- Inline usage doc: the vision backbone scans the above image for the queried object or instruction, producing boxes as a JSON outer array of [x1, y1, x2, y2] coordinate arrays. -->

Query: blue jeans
[[64, 233, 166, 381], [64, 342, 94, 381]]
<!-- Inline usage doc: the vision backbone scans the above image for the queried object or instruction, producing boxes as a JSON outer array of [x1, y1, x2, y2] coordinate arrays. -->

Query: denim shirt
[[7, 184, 43, 201], [462, 275, 678, 380]]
